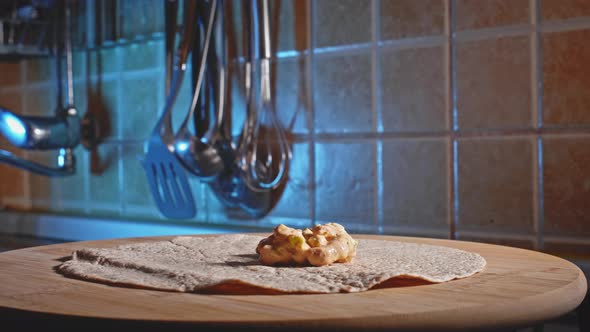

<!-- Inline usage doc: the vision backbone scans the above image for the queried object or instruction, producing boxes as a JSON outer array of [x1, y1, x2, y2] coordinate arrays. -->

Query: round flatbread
[[57, 234, 486, 294]]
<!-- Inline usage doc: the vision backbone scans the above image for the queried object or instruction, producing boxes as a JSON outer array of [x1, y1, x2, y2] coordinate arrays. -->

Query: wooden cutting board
[[0, 234, 586, 331]]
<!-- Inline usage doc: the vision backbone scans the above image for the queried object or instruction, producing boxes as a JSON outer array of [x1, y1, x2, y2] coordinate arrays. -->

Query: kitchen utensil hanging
[[142, 0, 217, 219], [240, 0, 291, 192], [208, 0, 288, 218], [174, 0, 224, 181], [141, 0, 210, 219]]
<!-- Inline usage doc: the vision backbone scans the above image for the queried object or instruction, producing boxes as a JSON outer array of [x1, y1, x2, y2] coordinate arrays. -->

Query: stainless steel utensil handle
[[194, 0, 226, 140], [237, 0, 257, 162], [211, 0, 226, 135], [61, 0, 77, 173], [259, 0, 271, 103], [64, 0, 74, 109], [192, 0, 226, 142], [164, 0, 178, 96], [152, 0, 199, 139], [177, 0, 217, 135], [260, 0, 271, 61]]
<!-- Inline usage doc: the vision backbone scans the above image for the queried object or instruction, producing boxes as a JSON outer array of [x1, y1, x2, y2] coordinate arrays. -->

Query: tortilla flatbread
[[57, 234, 486, 294]]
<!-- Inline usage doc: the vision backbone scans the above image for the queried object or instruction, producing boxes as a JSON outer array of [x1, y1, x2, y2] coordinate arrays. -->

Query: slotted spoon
[[141, 0, 198, 219]]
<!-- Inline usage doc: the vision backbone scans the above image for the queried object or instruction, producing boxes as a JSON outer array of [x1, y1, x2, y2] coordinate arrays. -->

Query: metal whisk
[[240, 0, 291, 191]]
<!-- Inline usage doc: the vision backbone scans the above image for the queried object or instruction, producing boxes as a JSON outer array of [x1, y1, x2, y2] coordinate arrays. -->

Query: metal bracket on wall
[[0, 0, 81, 177]]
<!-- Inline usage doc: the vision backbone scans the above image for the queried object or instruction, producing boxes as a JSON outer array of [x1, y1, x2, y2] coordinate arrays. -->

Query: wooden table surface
[[0, 234, 586, 331]]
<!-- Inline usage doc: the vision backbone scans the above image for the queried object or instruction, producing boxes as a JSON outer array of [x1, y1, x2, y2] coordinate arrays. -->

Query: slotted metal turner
[[141, 0, 199, 219]]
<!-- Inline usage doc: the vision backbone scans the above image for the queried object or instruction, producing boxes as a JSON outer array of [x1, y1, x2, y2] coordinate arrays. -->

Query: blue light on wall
[[0, 109, 27, 147]]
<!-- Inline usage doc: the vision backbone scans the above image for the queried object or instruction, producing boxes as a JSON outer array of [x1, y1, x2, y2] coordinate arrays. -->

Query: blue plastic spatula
[[142, 138, 195, 219], [141, 1, 199, 219]]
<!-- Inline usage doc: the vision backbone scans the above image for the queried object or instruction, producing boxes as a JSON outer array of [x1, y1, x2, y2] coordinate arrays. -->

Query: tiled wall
[[1, 0, 590, 259]]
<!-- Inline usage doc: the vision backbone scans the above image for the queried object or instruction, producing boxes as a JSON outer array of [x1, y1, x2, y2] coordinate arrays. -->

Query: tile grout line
[[249, 14, 590, 61], [371, 0, 383, 234], [540, 15, 590, 33], [544, 235, 590, 245], [96, 126, 590, 145], [384, 226, 450, 238], [456, 230, 538, 242], [454, 24, 532, 42], [536, 137, 544, 250], [532, 0, 545, 251], [155, 39, 168, 220], [530, 0, 539, 250], [0, 11, 586, 91], [308, 0, 316, 228], [116, 46, 125, 217], [449, 0, 458, 240], [0, 13, 586, 88], [82, 49, 91, 215], [20, 60, 32, 209], [2, 66, 165, 92], [7, 12, 583, 60]]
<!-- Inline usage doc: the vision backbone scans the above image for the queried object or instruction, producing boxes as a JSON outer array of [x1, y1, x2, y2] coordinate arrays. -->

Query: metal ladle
[[173, 0, 224, 181]]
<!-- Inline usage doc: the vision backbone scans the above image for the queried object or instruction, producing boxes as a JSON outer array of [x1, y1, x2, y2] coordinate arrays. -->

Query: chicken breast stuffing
[[256, 223, 358, 266]]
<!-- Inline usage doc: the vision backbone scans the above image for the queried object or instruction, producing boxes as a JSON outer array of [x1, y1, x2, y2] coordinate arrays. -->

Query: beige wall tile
[[0, 62, 21, 87], [541, 0, 590, 21], [380, 0, 445, 40], [456, 36, 533, 129], [272, 0, 310, 52], [457, 137, 535, 233], [86, 79, 119, 139], [121, 143, 151, 207], [381, 45, 447, 132], [28, 151, 61, 208], [88, 47, 121, 77], [275, 58, 310, 134], [542, 29, 590, 126], [120, 74, 159, 140], [89, 143, 121, 215], [315, 142, 376, 232], [314, 52, 373, 133], [122, 40, 162, 71], [382, 138, 449, 231], [543, 137, 590, 237], [268, 143, 311, 220], [0, 163, 26, 200], [25, 85, 57, 116], [0, 90, 23, 113], [543, 240, 590, 261], [72, 83, 87, 115], [455, 234, 535, 250], [0, 136, 22, 153], [314, 0, 371, 47], [24, 57, 53, 83], [455, 0, 529, 30]]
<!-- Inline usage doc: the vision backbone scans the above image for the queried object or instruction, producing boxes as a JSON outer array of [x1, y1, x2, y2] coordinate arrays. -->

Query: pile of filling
[[256, 223, 358, 266]]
